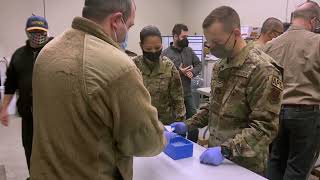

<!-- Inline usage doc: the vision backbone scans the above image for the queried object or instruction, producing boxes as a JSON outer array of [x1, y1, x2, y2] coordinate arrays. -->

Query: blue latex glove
[[200, 146, 225, 166], [170, 122, 188, 134], [164, 131, 177, 145]]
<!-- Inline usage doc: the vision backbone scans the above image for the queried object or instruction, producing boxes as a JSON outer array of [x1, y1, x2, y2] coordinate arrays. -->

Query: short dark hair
[[172, 24, 188, 37], [82, 0, 132, 23], [292, 1, 320, 20], [260, 17, 283, 34], [283, 22, 291, 32], [202, 6, 240, 33], [140, 25, 162, 44]]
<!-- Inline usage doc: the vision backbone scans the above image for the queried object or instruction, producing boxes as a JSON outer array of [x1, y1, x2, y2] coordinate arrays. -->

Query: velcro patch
[[271, 76, 283, 90], [232, 70, 250, 78], [268, 87, 281, 104]]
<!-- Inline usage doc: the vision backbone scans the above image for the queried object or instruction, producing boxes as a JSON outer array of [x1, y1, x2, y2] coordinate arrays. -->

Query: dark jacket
[[162, 43, 202, 96], [4, 38, 53, 116]]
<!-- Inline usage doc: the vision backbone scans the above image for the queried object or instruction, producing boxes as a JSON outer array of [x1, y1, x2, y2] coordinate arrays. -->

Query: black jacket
[[4, 38, 53, 116], [162, 43, 202, 96]]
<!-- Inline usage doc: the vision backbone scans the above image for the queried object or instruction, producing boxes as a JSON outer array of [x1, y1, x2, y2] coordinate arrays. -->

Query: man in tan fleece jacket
[[30, 0, 168, 179]]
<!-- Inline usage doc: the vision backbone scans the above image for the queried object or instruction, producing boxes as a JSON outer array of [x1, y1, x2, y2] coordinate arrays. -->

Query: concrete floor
[[0, 165, 6, 180], [0, 115, 318, 180], [0, 116, 29, 180]]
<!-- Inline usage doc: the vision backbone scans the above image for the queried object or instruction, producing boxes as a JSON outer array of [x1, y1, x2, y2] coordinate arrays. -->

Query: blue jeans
[[184, 95, 197, 119], [184, 95, 199, 143], [268, 105, 320, 180]]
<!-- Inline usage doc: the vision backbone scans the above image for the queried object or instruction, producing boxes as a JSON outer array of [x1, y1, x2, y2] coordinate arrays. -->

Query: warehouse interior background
[[1, 0, 320, 180], [0, 0, 317, 58]]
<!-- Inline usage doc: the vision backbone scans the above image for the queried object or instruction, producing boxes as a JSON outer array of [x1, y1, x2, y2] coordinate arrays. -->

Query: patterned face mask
[[27, 31, 48, 47]]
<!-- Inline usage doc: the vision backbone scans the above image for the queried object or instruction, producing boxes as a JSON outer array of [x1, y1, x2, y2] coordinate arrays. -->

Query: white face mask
[[113, 17, 128, 45]]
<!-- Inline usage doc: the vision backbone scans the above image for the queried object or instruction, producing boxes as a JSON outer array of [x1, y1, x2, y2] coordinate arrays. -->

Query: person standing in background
[[253, 17, 284, 50], [30, 0, 171, 179], [0, 15, 52, 180], [133, 25, 186, 125], [265, 1, 320, 179], [162, 24, 202, 143]]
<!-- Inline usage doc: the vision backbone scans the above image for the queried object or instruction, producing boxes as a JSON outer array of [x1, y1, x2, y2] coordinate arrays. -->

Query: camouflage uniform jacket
[[252, 41, 265, 50], [185, 44, 283, 174], [133, 55, 186, 125]]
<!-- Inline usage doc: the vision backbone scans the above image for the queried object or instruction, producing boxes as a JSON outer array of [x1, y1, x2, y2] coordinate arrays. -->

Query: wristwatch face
[[221, 146, 232, 159]]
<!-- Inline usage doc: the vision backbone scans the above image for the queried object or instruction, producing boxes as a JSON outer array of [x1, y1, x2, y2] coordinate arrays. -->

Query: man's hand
[[0, 108, 9, 126], [200, 147, 225, 166], [0, 95, 14, 127], [179, 64, 193, 76], [186, 71, 194, 79], [171, 122, 188, 135]]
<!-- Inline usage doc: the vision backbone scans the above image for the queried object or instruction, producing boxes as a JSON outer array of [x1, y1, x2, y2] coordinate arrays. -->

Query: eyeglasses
[[315, 18, 320, 28], [272, 29, 283, 36], [208, 31, 233, 48]]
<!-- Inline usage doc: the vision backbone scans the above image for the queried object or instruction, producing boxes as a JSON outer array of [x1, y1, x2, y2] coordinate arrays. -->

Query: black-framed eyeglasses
[[208, 31, 233, 48], [272, 29, 283, 36], [315, 17, 320, 27]]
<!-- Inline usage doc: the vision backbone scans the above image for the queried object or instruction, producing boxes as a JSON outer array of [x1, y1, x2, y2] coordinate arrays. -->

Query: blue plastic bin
[[164, 136, 194, 160]]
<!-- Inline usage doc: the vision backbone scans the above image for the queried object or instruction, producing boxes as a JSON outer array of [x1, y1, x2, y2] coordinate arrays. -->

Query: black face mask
[[177, 38, 189, 48], [210, 32, 236, 59], [143, 49, 162, 62]]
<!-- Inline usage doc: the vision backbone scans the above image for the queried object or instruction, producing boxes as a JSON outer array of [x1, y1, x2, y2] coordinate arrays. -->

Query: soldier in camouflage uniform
[[171, 6, 283, 176], [133, 26, 186, 125]]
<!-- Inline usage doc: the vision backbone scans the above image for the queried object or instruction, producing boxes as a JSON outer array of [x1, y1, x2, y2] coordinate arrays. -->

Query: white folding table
[[133, 142, 267, 180]]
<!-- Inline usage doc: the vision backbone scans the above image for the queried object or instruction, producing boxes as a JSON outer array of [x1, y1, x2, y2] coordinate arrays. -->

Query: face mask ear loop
[[224, 31, 233, 46], [121, 17, 128, 34], [232, 34, 237, 50], [113, 27, 118, 43]]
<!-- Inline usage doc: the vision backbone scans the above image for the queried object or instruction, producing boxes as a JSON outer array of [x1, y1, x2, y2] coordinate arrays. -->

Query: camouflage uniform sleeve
[[132, 55, 142, 68], [184, 61, 220, 129], [222, 65, 282, 158], [184, 103, 210, 130], [169, 64, 186, 121]]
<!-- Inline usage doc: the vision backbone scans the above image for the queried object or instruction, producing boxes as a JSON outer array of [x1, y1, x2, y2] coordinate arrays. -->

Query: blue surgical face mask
[[120, 33, 128, 50], [113, 17, 128, 50]]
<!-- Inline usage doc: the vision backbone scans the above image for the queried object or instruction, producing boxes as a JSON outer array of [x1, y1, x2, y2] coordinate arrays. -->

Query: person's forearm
[[2, 95, 14, 109], [184, 104, 210, 129], [192, 63, 202, 76]]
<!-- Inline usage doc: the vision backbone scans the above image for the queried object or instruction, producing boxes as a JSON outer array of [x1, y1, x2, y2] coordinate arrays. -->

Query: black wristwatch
[[221, 146, 233, 159]]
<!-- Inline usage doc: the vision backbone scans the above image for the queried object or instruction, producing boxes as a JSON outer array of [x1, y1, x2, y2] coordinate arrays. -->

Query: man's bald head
[[261, 17, 284, 34], [291, 1, 320, 32], [297, 1, 319, 10], [293, 1, 320, 20]]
